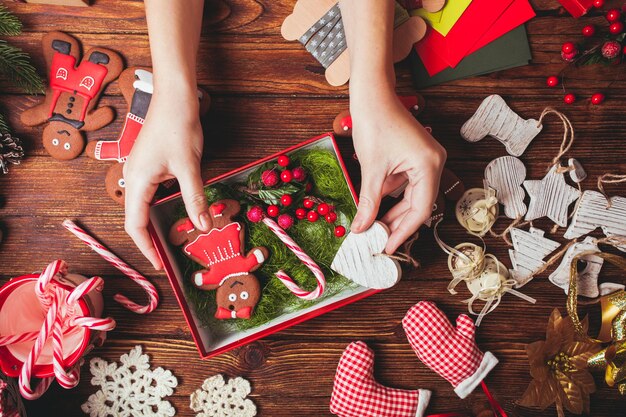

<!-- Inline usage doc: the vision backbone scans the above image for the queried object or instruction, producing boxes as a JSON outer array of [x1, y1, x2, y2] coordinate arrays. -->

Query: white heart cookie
[[331, 221, 402, 289]]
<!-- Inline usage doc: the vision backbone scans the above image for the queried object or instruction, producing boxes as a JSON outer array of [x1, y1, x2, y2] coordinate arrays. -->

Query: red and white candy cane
[[0, 331, 39, 347], [62, 219, 159, 314], [262, 217, 326, 300]]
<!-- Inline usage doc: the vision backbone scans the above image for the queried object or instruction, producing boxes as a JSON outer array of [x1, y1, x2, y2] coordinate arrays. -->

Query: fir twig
[[0, 112, 9, 134], [0, 40, 44, 94], [0, 4, 22, 36]]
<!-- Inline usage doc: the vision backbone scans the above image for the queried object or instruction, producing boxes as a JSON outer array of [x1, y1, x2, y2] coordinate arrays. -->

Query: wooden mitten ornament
[[21, 31, 123, 160], [484, 156, 527, 219], [460, 95, 542, 157], [331, 221, 401, 289], [85, 67, 210, 205], [169, 200, 268, 320], [281, 0, 426, 86], [564, 190, 626, 251]]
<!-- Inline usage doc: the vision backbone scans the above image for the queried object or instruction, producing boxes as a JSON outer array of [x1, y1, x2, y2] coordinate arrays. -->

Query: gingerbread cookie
[[86, 67, 210, 205], [169, 200, 268, 320], [21, 31, 123, 160]]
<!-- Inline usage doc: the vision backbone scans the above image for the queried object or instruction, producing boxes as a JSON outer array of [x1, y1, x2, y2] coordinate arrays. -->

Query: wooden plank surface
[[0, 0, 625, 416]]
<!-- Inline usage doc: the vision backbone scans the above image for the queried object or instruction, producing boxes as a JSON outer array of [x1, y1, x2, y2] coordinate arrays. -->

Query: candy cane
[[0, 331, 39, 346], [262, 217, 326, 300], [62, 220, 159, 314]]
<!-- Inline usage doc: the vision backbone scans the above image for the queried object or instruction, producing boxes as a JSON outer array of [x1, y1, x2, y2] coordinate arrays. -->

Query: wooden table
[[1, 0, 625, 415]]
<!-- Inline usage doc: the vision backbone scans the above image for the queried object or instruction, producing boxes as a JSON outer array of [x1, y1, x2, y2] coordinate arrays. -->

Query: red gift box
[[148, 133, 378, 359], [558, 0, 594, 18]]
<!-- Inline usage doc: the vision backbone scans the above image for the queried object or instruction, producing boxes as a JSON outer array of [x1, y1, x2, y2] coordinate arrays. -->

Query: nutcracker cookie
[[169, 200, 268, 320], [21, 31, 123, 160], [85, 67, 210, 205]]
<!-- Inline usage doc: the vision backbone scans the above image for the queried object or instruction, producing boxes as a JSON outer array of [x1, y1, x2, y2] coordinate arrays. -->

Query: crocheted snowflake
[[190, 375, 256, 417], [81, 346, 178, 417]]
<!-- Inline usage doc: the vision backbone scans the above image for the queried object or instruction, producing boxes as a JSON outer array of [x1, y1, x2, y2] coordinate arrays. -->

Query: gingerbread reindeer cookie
[[169, 200, 268, 320], [21, 31, 123, 160], [85, 67, 210, 205]]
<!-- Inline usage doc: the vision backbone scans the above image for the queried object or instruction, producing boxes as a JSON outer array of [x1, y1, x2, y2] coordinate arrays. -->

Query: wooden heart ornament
[[331, 221, 402, 289]]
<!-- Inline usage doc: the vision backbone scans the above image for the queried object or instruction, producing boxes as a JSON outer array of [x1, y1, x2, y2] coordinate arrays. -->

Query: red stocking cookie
[[169, 200, 268, 320], [330, 341, 431, 417], [85, 67, 210, 205], [21, 31, 123, 160]]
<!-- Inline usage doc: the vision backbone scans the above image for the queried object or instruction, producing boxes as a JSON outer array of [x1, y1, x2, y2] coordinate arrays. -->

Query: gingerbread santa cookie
[[169, 200, 268, 320], [21, 31, 123, 160], [85, 67, 210, 205]]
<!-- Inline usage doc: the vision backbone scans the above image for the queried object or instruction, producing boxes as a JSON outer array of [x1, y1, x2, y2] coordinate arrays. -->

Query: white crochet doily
[[81, 345, 178, 417], [190, 375, 256, 417]]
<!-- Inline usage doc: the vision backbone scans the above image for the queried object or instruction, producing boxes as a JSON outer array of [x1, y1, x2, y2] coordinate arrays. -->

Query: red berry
[[307, 210, 319, 222], [317, 203, 330, 215], [280, 194, 293, 206], [334, 225, 346, 237], [305, 182, 313, 192], [278, 214, 294, 230], [261, 170, 279, 187], [280, 170, 293, 183], [564, 93, 576, 104], [582, 25, 595, 37], [561, 42, 576, 54], [277, 155, 290, 167], [561, 50, 578, 62], [610, 21, 624, 34], [292, 166, 306, 182], [602, 40, 621, 58], [328, 205, 335, 212], [593, 0, 604, 8], [606, 8, 621, 22], [247, 206, 264, 223], [295, 208, 307, 220], [267, 205, 279, 217], [303, 198, 314, 209], [623, 45, 626, 55], [591, 93, 605, 105], [546, 76, 559, 87], [325, 212, 337, 223]]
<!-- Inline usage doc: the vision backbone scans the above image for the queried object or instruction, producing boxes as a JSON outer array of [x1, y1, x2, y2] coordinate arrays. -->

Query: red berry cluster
[[247, 154, 345, 237]]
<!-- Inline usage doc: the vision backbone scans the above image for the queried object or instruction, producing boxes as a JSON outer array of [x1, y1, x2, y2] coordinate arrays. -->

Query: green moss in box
[[175, 148, 358, 332]]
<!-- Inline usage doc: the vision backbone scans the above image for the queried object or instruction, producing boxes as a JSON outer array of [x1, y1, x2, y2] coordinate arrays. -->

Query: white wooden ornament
[[484, 156, 527, 219], [331, 221, 402, 289], [564, 190, 626, 251], [568, 158, 587, 183], [460, 95, 542, 157], [523, 165, 581, 227], [508, 227, 561, 288], [548, 236, 623, 298]]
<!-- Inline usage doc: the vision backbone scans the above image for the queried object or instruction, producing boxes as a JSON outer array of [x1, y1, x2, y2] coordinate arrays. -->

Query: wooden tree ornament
[[524, 165, 581, 228], [281, 0, 428, 86], [331, 221, 402, 289], [460, 95, 542, 157], [20, 32, 122, 160], [508, 227, 560, 288], [564, 190, 626, 251], [484, 156, 527, 219]]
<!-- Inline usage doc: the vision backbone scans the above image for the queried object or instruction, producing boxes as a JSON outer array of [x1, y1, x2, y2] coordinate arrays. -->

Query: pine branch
[[0, 4, 22, 36], [0, 40, 44, 94], [0, 113, 9, 134]]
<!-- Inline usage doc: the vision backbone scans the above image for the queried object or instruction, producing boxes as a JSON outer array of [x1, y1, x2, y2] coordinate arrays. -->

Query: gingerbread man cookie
[[85, 67, 210, 205], [169, 200, 268, 320], [21, 31, 123, 160]]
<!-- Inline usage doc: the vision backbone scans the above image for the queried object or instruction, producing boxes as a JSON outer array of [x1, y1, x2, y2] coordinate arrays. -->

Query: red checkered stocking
[[330, 341, 431, 417], [402, 301, 498, 399]]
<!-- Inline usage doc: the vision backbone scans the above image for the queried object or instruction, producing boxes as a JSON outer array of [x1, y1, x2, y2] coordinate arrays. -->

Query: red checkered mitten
[[402, 301, 498, 399], [330, 341, 431, 417]]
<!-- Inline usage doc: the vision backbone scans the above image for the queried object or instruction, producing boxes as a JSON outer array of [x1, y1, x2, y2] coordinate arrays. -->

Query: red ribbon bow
[[214, 306, 252, 320]]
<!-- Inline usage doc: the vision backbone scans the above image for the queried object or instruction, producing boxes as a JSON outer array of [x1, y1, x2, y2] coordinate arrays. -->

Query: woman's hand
[[350, 89, 446, 254], [123, 89, 208, 270]]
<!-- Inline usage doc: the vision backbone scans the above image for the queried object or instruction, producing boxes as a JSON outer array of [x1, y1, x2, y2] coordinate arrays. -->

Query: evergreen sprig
[[0, 40, 44, 94], [0, 4, 22, 36]]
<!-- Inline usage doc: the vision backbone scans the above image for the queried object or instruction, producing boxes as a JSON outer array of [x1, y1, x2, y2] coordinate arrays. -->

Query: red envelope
[[416, 0, 536, 75]]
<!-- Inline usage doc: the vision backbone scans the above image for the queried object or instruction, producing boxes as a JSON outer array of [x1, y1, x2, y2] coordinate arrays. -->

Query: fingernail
[[199, 212, 210, 231], [351, 215, 363, 232]]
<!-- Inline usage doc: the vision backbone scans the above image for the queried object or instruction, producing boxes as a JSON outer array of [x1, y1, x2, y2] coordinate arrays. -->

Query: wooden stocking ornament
[[460, 95, 542, 157], [508, 227, 560, 288], [282, 0, 426, 86], [484, 156, 527, 219], [331, 221, 402, 289], [20, 31, 123, 160]]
